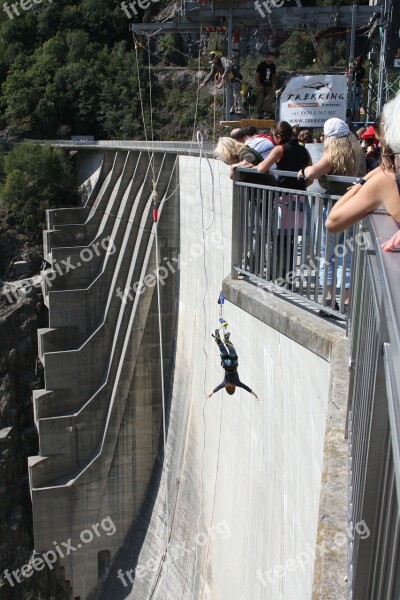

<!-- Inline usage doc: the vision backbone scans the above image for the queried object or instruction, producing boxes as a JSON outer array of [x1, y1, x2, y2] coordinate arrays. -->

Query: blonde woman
[[214, 137, 277, 185], [214, 137, 263, 166], [297, 118, 365, 313]]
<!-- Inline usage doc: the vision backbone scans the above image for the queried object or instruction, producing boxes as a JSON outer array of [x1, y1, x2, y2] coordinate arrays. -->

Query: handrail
[[347, 211, 400, 599], [231, 169, 356, 318], [235, 165, 361, 184]]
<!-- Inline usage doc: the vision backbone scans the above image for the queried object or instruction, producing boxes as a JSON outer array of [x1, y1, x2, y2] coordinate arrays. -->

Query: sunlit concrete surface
[[29, 149, 348, 600]]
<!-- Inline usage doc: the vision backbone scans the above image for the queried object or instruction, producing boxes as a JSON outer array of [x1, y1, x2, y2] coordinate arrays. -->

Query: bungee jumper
[[207, 329, 259, 400], [208, 292, 258, 399]]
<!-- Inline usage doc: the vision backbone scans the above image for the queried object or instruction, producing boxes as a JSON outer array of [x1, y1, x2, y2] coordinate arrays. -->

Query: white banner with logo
[[279, 74, 347, 127]]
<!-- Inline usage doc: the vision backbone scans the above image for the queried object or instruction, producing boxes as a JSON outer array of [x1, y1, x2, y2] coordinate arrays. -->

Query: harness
[[221, 357, 238, 372]]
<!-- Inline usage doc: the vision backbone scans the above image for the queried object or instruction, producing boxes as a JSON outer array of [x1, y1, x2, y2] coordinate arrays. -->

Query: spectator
[[217, 135, 277, 270], [200, 52, 243, 115], [252, 121, 312, 281], [230, 125, 276, 164], [360, 125, 380, 172], [230, 127, 246, 142], [327, 93, 400, 235], [215, 136, 262, 167], [356, 126, 367, 139], [255, 52, 277, 119], [215, 136, 278, 186], [299, 118, 365, 313], [346, 55, 366, 119], [298, 129, 312, 145], [256, 121, 311, 188], [291, 126, 300, 139], [231, 125, 275, 145]]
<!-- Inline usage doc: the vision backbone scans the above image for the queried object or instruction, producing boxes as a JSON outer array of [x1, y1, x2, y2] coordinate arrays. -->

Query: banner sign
[[279, 74, 347, 127]]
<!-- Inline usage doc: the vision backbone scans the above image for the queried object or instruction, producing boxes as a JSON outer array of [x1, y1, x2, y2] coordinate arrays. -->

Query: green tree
[[1, 143, 78, 233], [279, 30, 315, 71]]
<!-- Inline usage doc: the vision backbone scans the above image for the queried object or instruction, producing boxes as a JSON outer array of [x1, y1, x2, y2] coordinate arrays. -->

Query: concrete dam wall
[[29, 148, 348, 600]]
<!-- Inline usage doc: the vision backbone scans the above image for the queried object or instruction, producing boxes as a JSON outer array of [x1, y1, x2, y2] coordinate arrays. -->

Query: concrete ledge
[[312, 335, 349, 600], [223, 275, 345, 361]]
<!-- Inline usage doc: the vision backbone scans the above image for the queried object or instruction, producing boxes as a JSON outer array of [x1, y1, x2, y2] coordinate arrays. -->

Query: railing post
[[231, 172, 243, 279]]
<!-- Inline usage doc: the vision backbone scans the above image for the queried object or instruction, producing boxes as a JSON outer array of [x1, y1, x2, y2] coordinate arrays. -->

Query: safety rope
[[144, 29, 171, 598], [152, 202, 170, 600], [82, 22, 210, 597], [147, 36, 156, 181], [133, 36, 156, 181], [190, 129, 226, 600], [133, 24, 204, 207]]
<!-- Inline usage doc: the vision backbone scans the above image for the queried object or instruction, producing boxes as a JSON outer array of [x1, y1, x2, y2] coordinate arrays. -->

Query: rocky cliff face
[[0, 217, 69, 600]]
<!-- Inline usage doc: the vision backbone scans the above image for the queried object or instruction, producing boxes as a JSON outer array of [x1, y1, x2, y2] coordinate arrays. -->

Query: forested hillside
[[0, 0, 370, 142]]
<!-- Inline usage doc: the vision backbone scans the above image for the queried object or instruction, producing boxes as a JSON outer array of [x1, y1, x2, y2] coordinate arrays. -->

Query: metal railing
[[231, 167, 400, 597], [26, 139, 216, 156], [231, 168, 359, 319], [347, 212, 400, 600]]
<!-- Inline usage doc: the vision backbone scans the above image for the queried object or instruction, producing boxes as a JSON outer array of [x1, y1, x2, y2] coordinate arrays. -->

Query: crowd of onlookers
[[213, 92, 400, 314]]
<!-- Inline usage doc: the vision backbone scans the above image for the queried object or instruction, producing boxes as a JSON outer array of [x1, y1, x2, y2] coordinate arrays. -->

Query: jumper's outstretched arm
[[207, 387, 259, 400]]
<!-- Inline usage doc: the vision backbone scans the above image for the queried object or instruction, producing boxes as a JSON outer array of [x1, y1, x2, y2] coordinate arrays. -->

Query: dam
[[27, 142, 400, 600]]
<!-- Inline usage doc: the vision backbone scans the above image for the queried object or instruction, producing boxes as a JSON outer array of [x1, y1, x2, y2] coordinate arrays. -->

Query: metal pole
[[377, 0, 391, 116], [347, 4, 357, 119], [226, 7, 233, 121], [366, 48, 376, 122]]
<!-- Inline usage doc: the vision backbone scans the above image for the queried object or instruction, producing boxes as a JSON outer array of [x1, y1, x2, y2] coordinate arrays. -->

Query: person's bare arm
[[254, 146, 283, 174], [298, 155, 331, 182], [326, 171, 386, 233], [230, 159, 255, 178]]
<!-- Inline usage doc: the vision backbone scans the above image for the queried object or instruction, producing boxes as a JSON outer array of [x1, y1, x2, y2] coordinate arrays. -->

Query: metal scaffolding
[[130, 0, 398, 123]]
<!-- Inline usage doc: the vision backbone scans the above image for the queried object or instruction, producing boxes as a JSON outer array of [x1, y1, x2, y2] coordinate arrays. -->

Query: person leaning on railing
[[214, 136, 277, 186], [326, 94, 400, 244], [298, 118, 365, 313], [253, 121, 312, 188], [250, 121, 312, 281]]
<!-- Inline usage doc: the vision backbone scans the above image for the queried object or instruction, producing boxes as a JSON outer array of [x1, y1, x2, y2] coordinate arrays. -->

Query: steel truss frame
[[130, 0, 398, 123]]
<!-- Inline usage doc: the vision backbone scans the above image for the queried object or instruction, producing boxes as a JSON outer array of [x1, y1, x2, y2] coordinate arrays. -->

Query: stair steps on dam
[[30, 149, 177, 497], [43, 151, 126, 262], [39, 153, 175, 360], [29, 147, 180, 598], [45, 150, 113, 230], [40, 152, 146, 305]]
